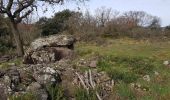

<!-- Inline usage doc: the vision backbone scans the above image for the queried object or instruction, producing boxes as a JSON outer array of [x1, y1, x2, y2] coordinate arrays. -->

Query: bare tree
[[148, 16, 161, 29], [123, 11, 161, 27], [0, 0, 87, 56], [95, 7, 113, 27]]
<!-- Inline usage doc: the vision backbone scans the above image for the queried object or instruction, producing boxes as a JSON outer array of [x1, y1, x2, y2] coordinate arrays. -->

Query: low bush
[[0, 39, 14, 53]]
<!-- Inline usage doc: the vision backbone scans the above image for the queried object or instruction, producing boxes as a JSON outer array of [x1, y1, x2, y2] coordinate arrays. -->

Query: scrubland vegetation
[[0, 1, 170, 100]]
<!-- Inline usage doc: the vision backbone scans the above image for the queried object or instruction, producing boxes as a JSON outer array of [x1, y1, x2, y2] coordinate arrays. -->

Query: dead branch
[[75, 72, 88, 90]]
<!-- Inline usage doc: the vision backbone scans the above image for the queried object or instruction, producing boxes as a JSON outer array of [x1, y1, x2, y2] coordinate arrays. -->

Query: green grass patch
[[97, 55, 156, 83], [0, 58, 22, 69], [116, 82, 136, 100], [47, 85, 66, 100], [9, 93, 36, 100], [75, 88, 97, 100]]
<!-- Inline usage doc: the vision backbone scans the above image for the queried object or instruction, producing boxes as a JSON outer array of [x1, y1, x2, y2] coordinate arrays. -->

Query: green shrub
[[0, 39, 14, 53], [37, 9, 76, 36]]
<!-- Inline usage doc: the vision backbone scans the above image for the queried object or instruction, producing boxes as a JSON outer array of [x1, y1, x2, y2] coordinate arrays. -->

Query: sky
[[38, 0, 170, 26]]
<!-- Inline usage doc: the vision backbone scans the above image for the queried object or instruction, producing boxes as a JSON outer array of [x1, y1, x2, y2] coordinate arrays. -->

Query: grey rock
[[7, 68, 21, 91], [143, 75, 150, 82], [4, 76, 11, 86], [27, 82, 48, 100], [23, 35, 75, 64], [26, 82, 42, 92], [36, 89, 48, 100], [34, 67, 62, 86], [154, 71, 159, 76], [0, 83, 8, 100], [89, 60, 98, 68], [163, 61, 169, 66], [30, 35, 75, 50]]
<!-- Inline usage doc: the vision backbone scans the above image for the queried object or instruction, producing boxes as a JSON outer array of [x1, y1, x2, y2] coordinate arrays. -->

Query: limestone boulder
[[23, 35, 76, 64], [30, 35, 75, 50]]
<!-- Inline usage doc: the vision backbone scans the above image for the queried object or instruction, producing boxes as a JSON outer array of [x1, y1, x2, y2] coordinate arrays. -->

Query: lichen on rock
[[23, 35, 76, 64]]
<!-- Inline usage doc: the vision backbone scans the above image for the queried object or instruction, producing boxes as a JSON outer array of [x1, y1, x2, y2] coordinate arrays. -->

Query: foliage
[[0, 39, 14, 53], [0, 15, 10, 36], [37, 10, 76, 36]]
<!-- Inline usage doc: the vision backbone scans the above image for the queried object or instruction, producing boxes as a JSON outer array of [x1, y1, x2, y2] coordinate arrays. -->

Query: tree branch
[[13, 0, 34, 18], [16, 8, 34, 23], [7, 0, 13, 11]]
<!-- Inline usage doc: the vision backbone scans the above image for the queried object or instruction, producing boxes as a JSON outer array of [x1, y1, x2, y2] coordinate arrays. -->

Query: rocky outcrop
[[23, 35, 76, 64], [0, 64, 62, 100]]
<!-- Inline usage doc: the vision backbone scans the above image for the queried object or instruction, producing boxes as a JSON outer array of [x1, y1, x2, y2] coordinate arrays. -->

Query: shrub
[[0, 39, 14, 53], [37, 10, 75, 36]]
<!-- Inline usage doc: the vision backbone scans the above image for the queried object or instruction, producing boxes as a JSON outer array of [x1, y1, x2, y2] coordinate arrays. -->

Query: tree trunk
[[10, 22, 24, 56]]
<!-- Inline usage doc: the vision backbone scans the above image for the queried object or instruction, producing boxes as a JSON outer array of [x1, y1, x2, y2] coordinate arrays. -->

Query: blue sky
[[39, 0, 170, 26]]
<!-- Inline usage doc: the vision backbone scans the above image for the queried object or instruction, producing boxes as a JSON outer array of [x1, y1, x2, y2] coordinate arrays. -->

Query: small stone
[[7, 69, 21, 91], [163, 61, 169, 66], [4, 76, 11, 86], [45, 67, 56, 74], [89, 60, 98, 68], [136, 83, 141, 88], [111, 80, 115, 86], [143, 88, 147, 91], [130, 83, 135, 88], [26, 82, 42, 92], [143, 75, 150, 82], [154, 71, 159, 76], [8, 63, 16, 66]]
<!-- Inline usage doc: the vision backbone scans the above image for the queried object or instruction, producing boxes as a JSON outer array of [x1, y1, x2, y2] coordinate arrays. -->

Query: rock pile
[[23, 35, 76, 64], [0, 35, 76, 100], [0, 64, 62, 100], [0, 35, 117, 100]]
